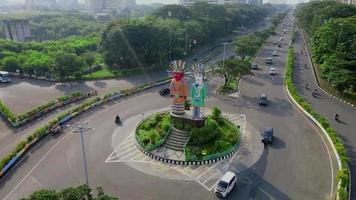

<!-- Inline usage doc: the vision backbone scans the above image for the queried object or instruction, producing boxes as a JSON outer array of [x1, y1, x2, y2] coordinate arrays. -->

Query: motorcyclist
[[115, 115, 120, 123], [312, 90, 317, 97], [334, 114, 339, 121]]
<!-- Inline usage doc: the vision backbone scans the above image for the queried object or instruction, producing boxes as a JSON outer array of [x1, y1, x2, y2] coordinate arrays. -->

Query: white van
[[214, 171, 237, 197], [0, 71, 10, 83]]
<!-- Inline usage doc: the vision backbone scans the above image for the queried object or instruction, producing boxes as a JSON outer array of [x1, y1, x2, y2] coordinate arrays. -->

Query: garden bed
[[185, 108, 240, 161], [136, 112, 171, 151]]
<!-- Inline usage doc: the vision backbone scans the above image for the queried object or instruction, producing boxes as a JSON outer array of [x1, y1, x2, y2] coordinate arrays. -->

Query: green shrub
[[26, 135, 34, 143], [161, 115, 171, 132], [212, 107, 222, 120], [14, 140, 27, 153]]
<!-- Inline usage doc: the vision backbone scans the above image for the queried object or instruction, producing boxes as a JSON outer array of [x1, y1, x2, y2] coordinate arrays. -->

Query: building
[[178, 0, 237, 6], [87, 0, 135, 13], [265, 0, 286, 4], [3, 19, 32, 42], [178, 0, 262, 5], [25, 0, 56, 9], [56, 0, 79, 10]]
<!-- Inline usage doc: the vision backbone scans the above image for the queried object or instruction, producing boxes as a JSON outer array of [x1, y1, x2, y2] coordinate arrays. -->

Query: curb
[[134, 140, 239, 166], [302, 30, 355, 108]]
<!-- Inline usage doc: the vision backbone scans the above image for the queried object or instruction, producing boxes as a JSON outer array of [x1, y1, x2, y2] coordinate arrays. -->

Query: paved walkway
[[293, 28, 356, 198]]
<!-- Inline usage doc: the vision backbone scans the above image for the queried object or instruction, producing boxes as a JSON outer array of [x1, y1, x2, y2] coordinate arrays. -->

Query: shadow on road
[[227, 148, 291, 200]]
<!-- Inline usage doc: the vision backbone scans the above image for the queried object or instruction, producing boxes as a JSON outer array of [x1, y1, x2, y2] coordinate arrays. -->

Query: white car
[[215, 171, 237, 198], [272, 51, 278, 56], [269, 68, 276, 75]]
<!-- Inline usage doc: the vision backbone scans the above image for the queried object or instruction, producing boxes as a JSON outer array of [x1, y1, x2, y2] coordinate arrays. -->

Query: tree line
[[0, 3, 277, 81], [0, 36, 101, 80], [101, 3, 276, 69], [295, 1, 356, 94]]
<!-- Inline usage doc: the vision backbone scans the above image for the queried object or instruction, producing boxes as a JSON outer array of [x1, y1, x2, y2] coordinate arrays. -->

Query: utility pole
[[68, 121, 93, 186]]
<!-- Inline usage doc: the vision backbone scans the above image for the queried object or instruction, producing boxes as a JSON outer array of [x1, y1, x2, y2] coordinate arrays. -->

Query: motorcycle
[[115, 115, 121, 124], [334, 114, 339, 121]]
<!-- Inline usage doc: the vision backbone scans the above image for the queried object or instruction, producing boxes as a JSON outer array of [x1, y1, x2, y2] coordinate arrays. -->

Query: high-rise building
[[87, 0, 135, 13], [265, 0, 286, 4], [178, 0, 262, 5], [3, 19, 32, 42], [25, 0, 56, 9], [57, 0, 79, 10], [178, 0, 238, 6]]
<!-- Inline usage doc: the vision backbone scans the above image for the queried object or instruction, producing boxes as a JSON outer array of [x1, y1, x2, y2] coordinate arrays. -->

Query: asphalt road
[[293, 27, 356, 198], [0, 17, 271, 166], [0, 14, 338, 200]]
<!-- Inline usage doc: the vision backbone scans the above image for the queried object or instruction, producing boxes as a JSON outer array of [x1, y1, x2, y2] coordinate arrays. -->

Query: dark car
[[251, 63, 259, 70], [159, 87, 170, 96], [262, 127, 273, 144], [259, 93, 268, 106], [277, 43, 282, 48]]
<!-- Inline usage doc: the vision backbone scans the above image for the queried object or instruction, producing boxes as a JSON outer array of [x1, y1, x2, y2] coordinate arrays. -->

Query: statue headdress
[[167, 60, 191, 77]]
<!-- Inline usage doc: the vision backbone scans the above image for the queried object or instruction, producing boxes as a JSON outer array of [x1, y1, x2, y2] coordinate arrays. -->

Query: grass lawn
[[81, 65, 165, 80]]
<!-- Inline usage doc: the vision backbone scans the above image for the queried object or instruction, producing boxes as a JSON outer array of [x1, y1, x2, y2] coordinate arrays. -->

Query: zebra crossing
[[106, 114, 247, 191]]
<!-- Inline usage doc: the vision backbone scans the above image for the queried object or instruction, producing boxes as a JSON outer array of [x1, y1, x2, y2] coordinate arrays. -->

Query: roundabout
[[106, 107, 264, 191]]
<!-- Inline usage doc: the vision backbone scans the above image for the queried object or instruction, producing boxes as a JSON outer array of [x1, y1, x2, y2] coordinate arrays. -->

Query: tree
[[0, 55, 21, 72], [214, 58, 253, 88], [234, 34, 262, 61], [21, 185, 118, 200], [54, 52, 82, 81]]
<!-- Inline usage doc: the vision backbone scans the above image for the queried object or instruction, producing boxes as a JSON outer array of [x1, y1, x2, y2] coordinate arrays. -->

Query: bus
[[0, 71, 11, 83]]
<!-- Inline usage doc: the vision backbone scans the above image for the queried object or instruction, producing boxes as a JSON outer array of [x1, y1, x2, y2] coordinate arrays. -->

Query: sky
[[137, 0, 177, 4]]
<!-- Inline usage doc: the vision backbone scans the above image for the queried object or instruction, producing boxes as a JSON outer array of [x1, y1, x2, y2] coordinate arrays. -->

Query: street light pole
[[185, 18, 188, 57], [221, 42, 229, 68], [68, 121, 93, 186], [168, 11, 172, 61], [336, 23, 344, 51]]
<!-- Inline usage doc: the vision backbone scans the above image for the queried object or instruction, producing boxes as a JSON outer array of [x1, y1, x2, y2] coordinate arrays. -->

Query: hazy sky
[[137, 0, 177, 4]]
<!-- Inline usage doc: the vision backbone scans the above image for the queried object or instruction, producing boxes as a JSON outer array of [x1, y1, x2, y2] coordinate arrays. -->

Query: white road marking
[[3, 132, 72, 200]]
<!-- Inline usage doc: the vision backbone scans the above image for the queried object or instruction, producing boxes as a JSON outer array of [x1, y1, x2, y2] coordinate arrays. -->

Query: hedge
[[0, 91, 97, 127], [284, 47, 349, 200]]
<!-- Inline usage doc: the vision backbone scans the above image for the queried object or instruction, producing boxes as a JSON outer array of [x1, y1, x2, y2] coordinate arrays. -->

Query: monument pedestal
[[170, 111, 205, 128]]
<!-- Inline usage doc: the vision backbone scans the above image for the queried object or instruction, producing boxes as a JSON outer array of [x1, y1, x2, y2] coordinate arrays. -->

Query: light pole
[[67, 121, 93, 186], [221, 42, 229, 69], [185, 16, 189, 57], [336, 23, 344, 51], [168, 10, 172, 61]]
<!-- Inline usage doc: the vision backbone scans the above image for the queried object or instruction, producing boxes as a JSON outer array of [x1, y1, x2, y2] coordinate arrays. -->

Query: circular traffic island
[[135, 107, 240, 165]]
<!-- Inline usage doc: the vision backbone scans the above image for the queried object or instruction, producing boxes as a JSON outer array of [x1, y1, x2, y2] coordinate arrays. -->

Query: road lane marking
[[3, 132, 73, 200]]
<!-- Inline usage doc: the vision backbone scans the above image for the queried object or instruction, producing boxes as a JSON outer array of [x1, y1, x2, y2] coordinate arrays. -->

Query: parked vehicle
[[159, 87, 170, 96], [269, 68, 276, 75], [251, 63, 259, 70], [259, 93, 268, 106], [261, 127, 274, 144], [277, 43, 282, 48], [266, 57, 272, 64], [0, 71, 11, 83], [272, 51, 278, 56], [215, 171, 237, 198]]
